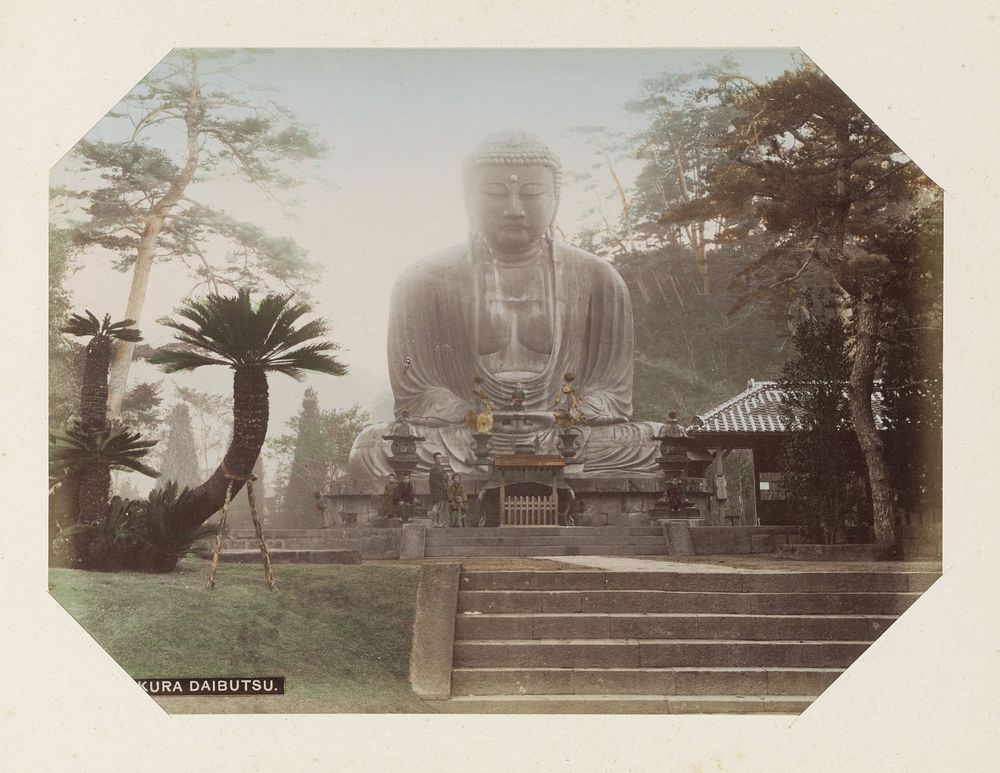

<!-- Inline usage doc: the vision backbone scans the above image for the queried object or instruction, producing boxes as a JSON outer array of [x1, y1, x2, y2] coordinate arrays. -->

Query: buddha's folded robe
[[346, 240, 663, 487], [389, 241, 634, 419]]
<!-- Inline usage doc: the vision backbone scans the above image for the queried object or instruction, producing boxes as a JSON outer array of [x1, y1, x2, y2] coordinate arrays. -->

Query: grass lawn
[[48, 557, 430, 713]]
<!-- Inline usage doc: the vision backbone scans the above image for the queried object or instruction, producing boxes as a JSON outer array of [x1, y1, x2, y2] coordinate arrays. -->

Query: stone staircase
[[436, 567, 938, 713], [424, 526, 670, 558]]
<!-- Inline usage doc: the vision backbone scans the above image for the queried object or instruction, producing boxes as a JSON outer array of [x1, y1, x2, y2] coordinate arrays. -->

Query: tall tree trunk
[[171, 366, 269, 533], [80, 337, 111, 434], [848, 284, 895, 546], [106, 52, 203, 421], [77, 465, 112, 526]]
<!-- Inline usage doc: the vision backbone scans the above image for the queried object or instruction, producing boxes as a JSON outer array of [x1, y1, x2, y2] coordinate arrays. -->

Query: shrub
[[55, 482, 218, 573]]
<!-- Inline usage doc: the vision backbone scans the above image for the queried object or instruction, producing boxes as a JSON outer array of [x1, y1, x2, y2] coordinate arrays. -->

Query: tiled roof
[[690, 380, 892, 434]]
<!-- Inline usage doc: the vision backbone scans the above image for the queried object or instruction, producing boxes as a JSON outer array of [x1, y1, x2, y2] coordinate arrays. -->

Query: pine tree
[[667, 63, 937, 546], [278, 388, 327, 528], [58, 49, 327, 420], [158, 403, 201, 491]]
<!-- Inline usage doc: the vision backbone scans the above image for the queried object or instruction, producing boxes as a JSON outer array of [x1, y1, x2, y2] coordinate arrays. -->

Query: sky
[[51, 47, 801, 467]]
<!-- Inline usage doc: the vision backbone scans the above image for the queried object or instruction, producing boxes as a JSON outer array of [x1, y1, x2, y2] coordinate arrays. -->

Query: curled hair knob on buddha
[[462, 129, 563, 200]]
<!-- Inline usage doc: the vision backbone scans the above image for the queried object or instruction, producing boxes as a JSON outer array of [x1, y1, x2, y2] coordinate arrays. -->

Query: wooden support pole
[[246, 479, 277, 591], [205, 480, 234, 591], [205, 471, 277, 591]]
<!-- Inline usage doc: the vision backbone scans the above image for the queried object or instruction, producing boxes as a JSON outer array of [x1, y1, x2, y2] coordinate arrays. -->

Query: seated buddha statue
[[346, 130, 663, 486]]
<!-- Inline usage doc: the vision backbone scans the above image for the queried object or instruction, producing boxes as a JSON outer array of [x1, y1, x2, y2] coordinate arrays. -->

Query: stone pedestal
[[650, 504, 700, 521], [401, 522, 427, 560], [660, 520, 695, 555]]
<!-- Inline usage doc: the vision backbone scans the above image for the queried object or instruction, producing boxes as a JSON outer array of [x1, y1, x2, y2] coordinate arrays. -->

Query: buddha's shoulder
[[394, 244, 469, 285], [557, 243, 626, 282]]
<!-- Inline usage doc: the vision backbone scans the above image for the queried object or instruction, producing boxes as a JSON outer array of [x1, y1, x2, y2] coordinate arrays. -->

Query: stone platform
[[319, 475, 710, 529], [424, 526, 668, 558], [218, 524, 817, 561]]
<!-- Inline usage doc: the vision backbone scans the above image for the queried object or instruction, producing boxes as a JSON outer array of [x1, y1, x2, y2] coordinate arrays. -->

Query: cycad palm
[[58, 311, 143, 525], [151, 290, 347, 531], [61, 312, 142, 434]]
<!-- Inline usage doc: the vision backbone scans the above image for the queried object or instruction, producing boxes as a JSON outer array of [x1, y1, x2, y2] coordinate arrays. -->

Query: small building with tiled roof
[[691, 379, 890, 435], [689, 379, 880, 526]]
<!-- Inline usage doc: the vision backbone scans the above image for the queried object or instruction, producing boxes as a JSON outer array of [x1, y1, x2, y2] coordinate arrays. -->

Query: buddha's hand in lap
[[491, 411, 555, 433]]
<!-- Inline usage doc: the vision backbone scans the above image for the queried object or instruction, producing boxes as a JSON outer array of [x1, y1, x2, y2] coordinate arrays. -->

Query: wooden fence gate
[[501, 493, 559, 526]]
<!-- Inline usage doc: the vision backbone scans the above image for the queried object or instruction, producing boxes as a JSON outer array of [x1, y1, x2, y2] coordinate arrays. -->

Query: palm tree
[[57, 312, 143, 524], [151, 290, 347, 532], [60, 312, 142, 434], [49, 424, 158, 529]]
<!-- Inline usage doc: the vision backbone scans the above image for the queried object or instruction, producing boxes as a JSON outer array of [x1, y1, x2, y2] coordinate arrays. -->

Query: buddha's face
[[469, 164, 557, 255]]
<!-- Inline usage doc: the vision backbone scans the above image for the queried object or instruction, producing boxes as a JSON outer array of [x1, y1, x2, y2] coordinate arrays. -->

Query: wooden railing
[[501, 494, 559, 526]]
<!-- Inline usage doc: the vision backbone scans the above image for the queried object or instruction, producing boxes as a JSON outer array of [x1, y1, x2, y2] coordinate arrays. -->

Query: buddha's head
[[464, 130, 561, 256]]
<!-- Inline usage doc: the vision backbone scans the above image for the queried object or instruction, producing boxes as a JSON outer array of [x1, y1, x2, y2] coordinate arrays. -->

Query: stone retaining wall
[[662, 523, 804, 556], [223, 527, 403, 559]]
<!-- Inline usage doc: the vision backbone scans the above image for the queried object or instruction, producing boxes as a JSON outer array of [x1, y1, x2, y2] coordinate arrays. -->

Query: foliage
[[158, 403, 202, 490], [880, 196, 943, 520], [54, 48, 328, 420], [683, 64, 930, 322], [277, 388, 326, 527], [625, 251, 787, 420], [136, 482, 219, 572], [49, 423, 159, 480], [61, 311, 144, 343], [174, 385, 232, 476], [570, 61, 789, 422], [120, 381, 164, 434], [56, 495, 136, 570], [658, 62, 939, 545], [150, 289, 347, 379], [49, 222, 82, 430], [61, 49, 326, 297], [271, 393, 370, 525], [778, 312, 872, 543], [149, 289, 348, 534], [56, 483, 218, 572]]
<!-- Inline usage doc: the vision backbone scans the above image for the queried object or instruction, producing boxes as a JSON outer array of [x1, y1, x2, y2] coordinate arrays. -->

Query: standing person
[[394, 472, 416, 522], [379, 473, 396, 519], [428, 452, 448, 528], [446, 473, 467, 528]]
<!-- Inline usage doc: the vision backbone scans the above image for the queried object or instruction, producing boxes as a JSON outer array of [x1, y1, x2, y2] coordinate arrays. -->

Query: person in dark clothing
[[428, 452, 448, 527], [393, 472, 417, 522], [379, 473, 397, 519]]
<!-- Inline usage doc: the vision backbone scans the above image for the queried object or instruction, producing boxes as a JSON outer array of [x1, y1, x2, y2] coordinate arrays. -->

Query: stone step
[[458, 590, 921, 615], [451, 666, 843, 696], [218, 549, 361, 564], [459, 570, 939, 593], [426, 526, 662, 541], [454, 613, 896, 642], [227, 529, 333, 538], [425, 545, 671, 558], [425, 534, 666, 547], [224, 538, 335, 550], [435, 526, 664, 537], [453, 639, 870, 669], [433, 693, 816, 714]]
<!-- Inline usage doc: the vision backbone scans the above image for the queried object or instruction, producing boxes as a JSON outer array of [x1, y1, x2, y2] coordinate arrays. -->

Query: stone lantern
[[382, 412, 426, 476], [650, 410, 709, 518], [653, 411, 691, 479]]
